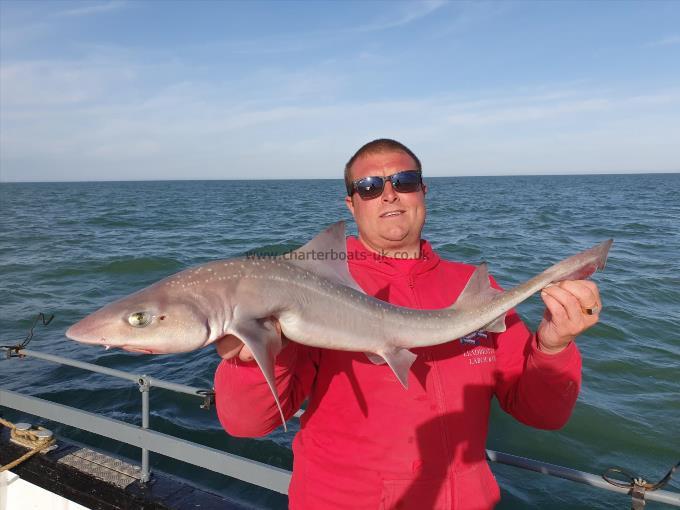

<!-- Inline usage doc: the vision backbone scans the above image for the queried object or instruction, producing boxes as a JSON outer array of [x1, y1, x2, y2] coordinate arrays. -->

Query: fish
[[66, 221, 612, 430]]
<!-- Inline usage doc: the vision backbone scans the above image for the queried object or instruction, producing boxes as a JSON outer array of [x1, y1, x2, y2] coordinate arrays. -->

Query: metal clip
[[2, 313, 54, 357], [631, 478, 647, 510], [137, 376, 150, 393], [197, 390, 215, 410]]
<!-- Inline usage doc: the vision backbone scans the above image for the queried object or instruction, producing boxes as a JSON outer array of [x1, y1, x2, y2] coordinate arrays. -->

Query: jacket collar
[[346, 236, 440, 276]]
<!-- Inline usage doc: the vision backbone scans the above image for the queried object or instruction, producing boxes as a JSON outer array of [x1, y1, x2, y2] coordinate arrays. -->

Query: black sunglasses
[[348, 170, 423, 200]]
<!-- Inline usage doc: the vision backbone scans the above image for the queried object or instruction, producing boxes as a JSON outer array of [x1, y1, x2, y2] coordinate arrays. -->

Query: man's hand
[[537, 280, 602, 354], [214, 319, 285, 361]]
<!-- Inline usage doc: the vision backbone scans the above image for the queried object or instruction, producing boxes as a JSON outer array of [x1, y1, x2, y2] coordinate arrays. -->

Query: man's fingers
[[539, 280, 603, 350], [541, 289, 566, 320], [542, 284, 582, 324], [214, 335, 254, 361], [214, 318, 284, 361], [556, 280, 601, 310], [215, 335, 242, 359], [239, 345, 254, 362], [542, 280, 601, 335]]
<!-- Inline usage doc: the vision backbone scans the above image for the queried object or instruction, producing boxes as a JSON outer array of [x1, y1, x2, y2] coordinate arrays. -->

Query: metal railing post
[[138, 375, 151, 483]]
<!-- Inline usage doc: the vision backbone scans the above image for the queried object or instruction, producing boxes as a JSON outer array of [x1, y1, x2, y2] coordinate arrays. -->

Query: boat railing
[[1, 346, 679, 507]]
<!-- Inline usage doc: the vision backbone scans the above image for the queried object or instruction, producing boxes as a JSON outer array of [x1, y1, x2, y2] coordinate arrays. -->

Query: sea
[[1, 174, 678, 509]]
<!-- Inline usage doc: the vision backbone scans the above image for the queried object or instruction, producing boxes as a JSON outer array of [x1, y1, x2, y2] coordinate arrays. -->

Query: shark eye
[[128, 311, 152, 328]]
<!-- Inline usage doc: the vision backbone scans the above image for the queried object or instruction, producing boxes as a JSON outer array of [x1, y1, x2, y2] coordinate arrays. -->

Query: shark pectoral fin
[[230, 318, 287, 432], [450, 263, 502, 311], [377, 348, 417, 389], [483, 314, 507, 333]]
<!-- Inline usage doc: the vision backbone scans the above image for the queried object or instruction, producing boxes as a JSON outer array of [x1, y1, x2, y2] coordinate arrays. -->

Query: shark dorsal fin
[[450, 263, 505, 332], [283, 221, 365, 294]]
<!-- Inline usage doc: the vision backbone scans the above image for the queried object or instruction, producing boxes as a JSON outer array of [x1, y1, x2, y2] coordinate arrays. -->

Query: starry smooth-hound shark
[[67, 222, 612, 430]]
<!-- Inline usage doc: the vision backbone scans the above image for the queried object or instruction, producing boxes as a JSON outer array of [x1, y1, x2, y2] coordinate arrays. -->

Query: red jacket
[[214, 237, 581, 509]]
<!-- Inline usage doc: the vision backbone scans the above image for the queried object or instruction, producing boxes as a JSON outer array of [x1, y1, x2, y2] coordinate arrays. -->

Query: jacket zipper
[[430, 358, 454, 508], [408, 275, 419, 303], [411, 271, 454, 507]]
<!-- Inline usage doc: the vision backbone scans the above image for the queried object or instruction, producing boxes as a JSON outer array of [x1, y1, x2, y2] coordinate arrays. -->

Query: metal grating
[[58, 447, 142, 488]]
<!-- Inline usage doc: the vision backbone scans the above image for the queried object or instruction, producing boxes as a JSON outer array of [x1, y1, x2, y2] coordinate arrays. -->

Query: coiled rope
[[0, 417, 56, 472], [603, 461, 680, 509]]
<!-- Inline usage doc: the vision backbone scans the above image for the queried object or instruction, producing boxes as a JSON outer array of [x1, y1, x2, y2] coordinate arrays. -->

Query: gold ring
[[583, 305, 600, 315]]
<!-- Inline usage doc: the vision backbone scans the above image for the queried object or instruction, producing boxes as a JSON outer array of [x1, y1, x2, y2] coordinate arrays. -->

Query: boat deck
[[1, 426, 249, 510]]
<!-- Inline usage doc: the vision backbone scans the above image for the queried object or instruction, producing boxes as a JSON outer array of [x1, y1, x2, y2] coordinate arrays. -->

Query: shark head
[[65, 280, 215, 354]]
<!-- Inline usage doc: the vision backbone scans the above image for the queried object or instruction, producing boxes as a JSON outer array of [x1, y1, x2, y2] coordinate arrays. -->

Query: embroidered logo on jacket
[[461, 331, 496, 365], [460, 330, 487, 346]]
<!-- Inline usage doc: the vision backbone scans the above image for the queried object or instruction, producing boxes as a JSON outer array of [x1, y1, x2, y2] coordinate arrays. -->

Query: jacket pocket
[[379, 478, 451, 510]]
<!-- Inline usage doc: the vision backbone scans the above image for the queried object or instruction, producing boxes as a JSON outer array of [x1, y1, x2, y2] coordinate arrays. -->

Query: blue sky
[[1, 0, 679, 182]]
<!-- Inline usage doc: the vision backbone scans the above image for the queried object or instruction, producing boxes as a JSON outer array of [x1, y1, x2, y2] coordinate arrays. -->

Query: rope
[[603, 461, 680, 491], [0, 417, 56, 472], [603, 461, 680, 510], [1, 312, 54, 357]]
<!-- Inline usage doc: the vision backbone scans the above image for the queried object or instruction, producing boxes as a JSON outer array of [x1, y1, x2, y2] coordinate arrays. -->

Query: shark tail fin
[[547, 239, 614, 283]]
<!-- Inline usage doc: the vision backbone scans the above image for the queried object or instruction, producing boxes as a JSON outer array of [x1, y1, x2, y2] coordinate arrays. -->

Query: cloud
[[0, 1, 128, 55], [645, 34, 680, 47], [57, 0, 127, 17], [426, 1, 512, 39], [0, 20, 52, 50], [190, 0, 448, 57], [446, 98, 612, 126], [353, 0, 448, 33], [2, 40, 680, 181], [0, 59, 135, 107]]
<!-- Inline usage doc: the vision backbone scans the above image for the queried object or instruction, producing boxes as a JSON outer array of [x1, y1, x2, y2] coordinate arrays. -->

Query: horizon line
[[1, 169, 679, 184]]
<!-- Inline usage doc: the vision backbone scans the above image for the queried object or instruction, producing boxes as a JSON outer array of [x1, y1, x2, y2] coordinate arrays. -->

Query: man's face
[[345, 150, 427, 256]]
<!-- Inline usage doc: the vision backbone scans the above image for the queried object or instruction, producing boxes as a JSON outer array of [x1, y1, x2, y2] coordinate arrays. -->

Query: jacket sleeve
[[213, 341, 319, 437], [492, 293, 582, 430]]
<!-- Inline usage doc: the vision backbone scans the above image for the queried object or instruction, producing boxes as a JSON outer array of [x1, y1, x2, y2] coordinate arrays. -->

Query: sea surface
[[1, 174, 678, 509]]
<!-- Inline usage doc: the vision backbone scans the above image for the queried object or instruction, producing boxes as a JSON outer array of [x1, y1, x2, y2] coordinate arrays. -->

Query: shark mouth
[[121, 345, 157, 354], [102, 344, 156, 354]]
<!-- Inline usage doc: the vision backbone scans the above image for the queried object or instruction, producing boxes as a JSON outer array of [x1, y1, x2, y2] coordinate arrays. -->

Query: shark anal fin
[[370, 348, 417, 389], [230, 318, 287, 432], [483, 314, 506, 333]]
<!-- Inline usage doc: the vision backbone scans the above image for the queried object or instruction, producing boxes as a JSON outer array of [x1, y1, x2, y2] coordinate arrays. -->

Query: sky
[[0, 0, 679, 182]]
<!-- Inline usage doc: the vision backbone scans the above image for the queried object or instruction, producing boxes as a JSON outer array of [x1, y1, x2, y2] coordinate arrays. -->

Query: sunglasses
[[349, 170, 423, 200]]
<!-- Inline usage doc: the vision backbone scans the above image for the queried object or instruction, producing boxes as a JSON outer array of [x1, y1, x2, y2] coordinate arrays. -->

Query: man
[[214, 139, 601, 509]]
